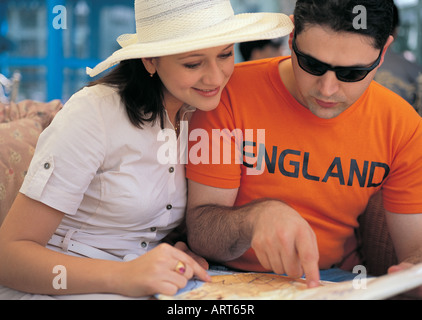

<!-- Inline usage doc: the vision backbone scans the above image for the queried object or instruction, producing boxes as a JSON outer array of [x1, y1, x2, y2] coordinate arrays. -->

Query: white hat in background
[[86, 0, 293, 77]]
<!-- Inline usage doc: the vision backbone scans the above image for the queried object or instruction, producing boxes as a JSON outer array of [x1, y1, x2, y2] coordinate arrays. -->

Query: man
[[185, 0, 422, 297], [239, 38, 286, 61]]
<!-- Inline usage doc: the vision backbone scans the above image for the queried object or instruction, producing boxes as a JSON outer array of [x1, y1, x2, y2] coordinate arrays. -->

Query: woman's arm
[[0, 194, 209, 297]]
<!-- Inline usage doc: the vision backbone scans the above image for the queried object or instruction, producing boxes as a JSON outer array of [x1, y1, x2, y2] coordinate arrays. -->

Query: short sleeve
[[20, 89, 107, 215], [382, 118, 422, 214]]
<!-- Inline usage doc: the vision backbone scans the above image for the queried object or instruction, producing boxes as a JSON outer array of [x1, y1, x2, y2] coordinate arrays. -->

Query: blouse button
[[44, 162, 51, 170], [166, 204, 172, 210], [169, 167, 175, 173], [141, 241, 147, 248], [150, 227, 156, 232]]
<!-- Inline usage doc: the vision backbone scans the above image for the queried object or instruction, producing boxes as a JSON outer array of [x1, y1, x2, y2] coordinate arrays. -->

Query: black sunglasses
[[292, 34, 383, 82]]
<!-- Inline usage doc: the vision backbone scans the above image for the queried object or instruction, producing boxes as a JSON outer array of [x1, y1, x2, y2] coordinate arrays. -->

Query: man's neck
[[278, 58, 299, 100]]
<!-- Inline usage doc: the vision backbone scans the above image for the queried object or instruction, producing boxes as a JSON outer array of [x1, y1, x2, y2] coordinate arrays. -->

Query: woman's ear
[[141, 58, 157, 76]]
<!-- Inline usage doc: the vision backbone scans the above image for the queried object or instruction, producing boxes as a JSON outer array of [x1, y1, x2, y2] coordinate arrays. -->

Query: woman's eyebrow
[[178, 44, 234, 60]]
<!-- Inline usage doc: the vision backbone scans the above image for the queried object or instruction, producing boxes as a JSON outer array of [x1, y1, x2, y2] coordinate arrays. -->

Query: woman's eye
[[184, 63, 201, 69], [220, 51, 233, 59], [183, 51, 232, 69]]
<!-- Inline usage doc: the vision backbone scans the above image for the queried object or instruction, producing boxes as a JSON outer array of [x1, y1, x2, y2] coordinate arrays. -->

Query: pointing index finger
[[296, 232, 320, 288]]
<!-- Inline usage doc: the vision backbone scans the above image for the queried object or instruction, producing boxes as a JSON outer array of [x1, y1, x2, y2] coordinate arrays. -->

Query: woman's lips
[[194, 87, 220, 97]]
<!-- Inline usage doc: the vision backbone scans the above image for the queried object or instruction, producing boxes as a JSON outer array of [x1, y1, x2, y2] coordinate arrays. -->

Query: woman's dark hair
[[294, 0, 394, 49], [88, 59, 165, 129]]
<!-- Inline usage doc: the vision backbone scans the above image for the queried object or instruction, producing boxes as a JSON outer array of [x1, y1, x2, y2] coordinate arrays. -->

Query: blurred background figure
[[239, 37, 288, 61], [374, 3, 422, 113]]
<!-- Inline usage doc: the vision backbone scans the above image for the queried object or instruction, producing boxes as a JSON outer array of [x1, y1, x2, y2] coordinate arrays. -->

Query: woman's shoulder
[[70, 84, 119, 103], [63, 84, 124, 118]]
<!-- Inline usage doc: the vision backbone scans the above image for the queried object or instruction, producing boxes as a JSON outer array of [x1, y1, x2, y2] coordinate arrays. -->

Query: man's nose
[[317, 71, 340, 97]]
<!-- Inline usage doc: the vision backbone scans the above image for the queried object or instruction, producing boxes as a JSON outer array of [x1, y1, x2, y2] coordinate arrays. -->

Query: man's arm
[[186, 180, 321, 287], [385, 210, 422, 297], [186, 181, 247, 262], [385, 211, 422, 264]]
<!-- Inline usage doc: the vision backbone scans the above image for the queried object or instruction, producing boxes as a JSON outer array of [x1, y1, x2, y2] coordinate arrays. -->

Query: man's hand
[[249, 200, 320, 288], [385, 211, 422, 298], [187, 181, 320, 288], [388, 262, 422, 298]]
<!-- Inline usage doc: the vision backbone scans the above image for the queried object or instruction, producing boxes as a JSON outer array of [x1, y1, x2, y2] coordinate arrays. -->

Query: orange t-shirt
[[186, 57, 422, 270]]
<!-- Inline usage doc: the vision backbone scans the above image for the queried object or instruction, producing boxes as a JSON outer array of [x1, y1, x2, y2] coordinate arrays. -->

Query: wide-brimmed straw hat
[[86, 0, 293, 77]]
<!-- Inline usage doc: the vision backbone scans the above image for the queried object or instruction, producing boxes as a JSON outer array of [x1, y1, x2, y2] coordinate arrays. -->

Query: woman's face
[[143, 44, 235, 113]]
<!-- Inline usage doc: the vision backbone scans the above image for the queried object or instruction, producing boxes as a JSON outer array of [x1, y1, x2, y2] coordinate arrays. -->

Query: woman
[[0, 0, 292, 299]]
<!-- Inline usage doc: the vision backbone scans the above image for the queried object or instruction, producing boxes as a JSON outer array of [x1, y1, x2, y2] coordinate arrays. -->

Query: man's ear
[[379, 35, 394, 67], [288, 15, 295, 51]]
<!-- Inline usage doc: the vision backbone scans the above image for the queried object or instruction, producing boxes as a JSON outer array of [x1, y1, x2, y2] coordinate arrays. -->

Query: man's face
[[290, 26, 389, 119]]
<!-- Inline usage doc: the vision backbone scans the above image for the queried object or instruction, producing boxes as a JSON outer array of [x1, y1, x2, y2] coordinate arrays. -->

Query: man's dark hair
[[392, 3, 399, 35], [294, 0, 394, 49]]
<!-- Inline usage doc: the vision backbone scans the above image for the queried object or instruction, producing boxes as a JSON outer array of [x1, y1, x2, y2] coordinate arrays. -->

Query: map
[[158, 263, 422, 300], [161, 272, 312, 300]]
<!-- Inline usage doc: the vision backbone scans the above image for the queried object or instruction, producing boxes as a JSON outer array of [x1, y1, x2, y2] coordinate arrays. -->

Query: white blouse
[[20, 84, 195, 260]]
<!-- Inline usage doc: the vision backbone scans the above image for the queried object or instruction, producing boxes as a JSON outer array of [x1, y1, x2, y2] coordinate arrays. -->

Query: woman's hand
[[114, 243, 211, 297], [174, 241, 209, 270]]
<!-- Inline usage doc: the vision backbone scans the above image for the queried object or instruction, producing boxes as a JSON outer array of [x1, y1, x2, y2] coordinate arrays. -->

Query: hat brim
[[86, 12, 293, 77]]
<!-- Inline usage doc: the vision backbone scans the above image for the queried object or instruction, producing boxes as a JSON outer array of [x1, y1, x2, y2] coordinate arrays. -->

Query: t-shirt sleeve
[[186, 91, 242, 189], [382, 117, 422, 214], [20, 90, 106, 215]]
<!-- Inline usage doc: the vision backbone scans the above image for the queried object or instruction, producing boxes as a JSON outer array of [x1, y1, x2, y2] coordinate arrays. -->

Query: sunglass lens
[[336, 69, 369, 82], [298, 56, 327, 76]]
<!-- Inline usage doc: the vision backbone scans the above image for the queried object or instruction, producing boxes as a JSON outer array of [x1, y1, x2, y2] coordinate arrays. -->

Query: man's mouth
[[315, 98, 339, 108]]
